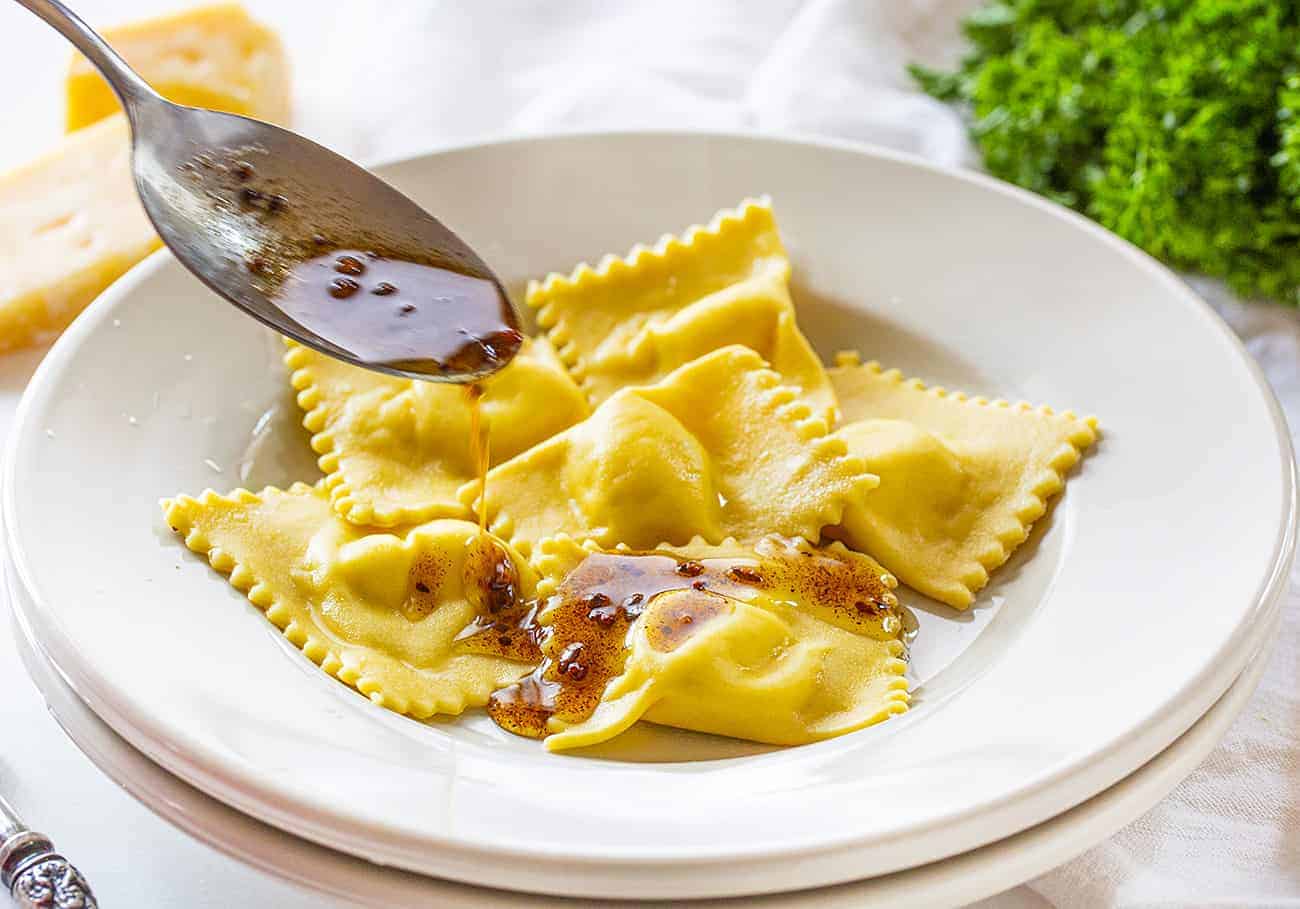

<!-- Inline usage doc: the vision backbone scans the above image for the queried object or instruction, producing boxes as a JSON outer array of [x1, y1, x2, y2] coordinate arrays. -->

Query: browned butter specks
[[476, 541, 901, 742], [274, 251, 522, 378], [183, 147, 523, 380]]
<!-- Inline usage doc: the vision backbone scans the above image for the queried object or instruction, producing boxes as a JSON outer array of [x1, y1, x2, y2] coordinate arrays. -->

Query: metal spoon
[[16, 0, 523, 382]]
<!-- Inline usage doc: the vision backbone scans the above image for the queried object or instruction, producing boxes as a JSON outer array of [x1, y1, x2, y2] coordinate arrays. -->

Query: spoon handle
[[13, 0, 155, 115]]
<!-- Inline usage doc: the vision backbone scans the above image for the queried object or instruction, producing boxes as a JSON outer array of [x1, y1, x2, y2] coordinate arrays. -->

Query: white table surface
[[0, 3, 1293, 907]]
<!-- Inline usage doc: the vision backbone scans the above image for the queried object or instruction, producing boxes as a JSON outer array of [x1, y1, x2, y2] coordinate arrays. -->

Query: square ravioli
[[287, 336, 589, 527], [527, 198, 837, 419], [458, 345, 877, 556], [827, 353, 1099, 609], [492, 535, 909, 751], [162, 482, 537, 718], [155, 194, 1110, 758]]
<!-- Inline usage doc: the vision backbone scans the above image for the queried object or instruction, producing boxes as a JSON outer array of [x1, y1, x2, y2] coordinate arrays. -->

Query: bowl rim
[[5, 127, 1295, 891]]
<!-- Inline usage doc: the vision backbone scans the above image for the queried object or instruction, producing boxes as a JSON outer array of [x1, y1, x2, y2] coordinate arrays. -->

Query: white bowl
[[5, 131, 1295, 899], [7, 567, 1278, 907]]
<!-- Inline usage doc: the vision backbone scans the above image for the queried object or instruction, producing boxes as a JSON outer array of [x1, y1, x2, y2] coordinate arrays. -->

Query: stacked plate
[[5, 133, 1295, 905]]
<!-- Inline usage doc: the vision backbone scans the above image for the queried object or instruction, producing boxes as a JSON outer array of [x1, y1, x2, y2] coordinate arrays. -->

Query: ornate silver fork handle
[[0, 795, 96, 909]]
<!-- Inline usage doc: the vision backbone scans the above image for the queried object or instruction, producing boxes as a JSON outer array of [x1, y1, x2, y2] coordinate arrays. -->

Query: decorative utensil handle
[[1, 832, 97, 909]]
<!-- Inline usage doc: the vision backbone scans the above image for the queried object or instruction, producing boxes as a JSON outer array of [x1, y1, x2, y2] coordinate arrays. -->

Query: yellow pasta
[[459, 345, 876, 555], [828, 352, 1099, 608], [529, 535, 909, 752], [528, 198, 836, 419], [161, 198, 1104, 754], [287, 336, 589, 528], [162, 483, 535, 718]]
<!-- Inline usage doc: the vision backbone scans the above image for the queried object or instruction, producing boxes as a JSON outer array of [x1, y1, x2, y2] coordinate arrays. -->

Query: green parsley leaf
[[914, 0, 1300, 304]]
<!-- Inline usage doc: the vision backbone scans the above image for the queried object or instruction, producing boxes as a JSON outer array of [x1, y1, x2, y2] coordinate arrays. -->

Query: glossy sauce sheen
[[402, 549, 449, 622], [454, 533, 543, 665], [465, 384, 489, 531], [275, 251, 522, 377], [483, 541, 902, 741], [184, 149, 522, 379]]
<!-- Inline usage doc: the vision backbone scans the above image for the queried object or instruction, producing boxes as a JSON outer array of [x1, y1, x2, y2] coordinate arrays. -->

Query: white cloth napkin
[[278, 1, 1299, 904]]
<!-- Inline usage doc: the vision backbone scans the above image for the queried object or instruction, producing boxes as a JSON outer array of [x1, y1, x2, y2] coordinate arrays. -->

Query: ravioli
[[162, 483, 536, 718], [459, 345, 876, 555], [161, 198, 1105, 756], [527, 198, 836, 419], [287, 336, 589, 528], [507, 535, 909, 752], [827, 352, 1099, 608]]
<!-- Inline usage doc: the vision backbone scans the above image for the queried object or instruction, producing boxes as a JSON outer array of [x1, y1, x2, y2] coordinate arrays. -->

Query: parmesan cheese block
[[65, 3, 290, 131], [0, 115, 160, 352]]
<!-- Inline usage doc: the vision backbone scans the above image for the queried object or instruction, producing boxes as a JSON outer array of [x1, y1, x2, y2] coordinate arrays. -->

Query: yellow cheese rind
[[0, 115, 161, 353], [162, 482, 535, 719], [65, 3, 291, 131], [828, 352, 1099, 609]]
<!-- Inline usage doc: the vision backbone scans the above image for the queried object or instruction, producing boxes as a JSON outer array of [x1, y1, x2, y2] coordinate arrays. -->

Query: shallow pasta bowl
[[4, 131, 1295, 899]]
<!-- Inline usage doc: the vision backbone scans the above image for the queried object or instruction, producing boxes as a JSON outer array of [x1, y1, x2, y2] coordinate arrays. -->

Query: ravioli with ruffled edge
[[458, 344, 875, 556], [527, 197, 837, 421], [163, 482, 535, 717], [827, 352, 1099, 609], [287, 335, 589, 528], [509, 535, 909, 752], [161, 197, 1101, 750]]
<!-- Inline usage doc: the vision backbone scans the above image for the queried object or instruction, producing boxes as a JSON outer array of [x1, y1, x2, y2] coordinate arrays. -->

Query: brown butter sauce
[[185, 147, 523, 379], [453, 527, 545, 666], [465, 383, 489, 532], [480, 543, 901, 741], [274, 250, 522, 378], [449, 383, 548, 664], [485, 552, 702, 739]]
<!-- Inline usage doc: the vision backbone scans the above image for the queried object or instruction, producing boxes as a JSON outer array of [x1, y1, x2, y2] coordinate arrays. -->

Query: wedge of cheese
[[65, 3, 290, 131], [0, 4, 291, 353], [0, 115, 160, 353]]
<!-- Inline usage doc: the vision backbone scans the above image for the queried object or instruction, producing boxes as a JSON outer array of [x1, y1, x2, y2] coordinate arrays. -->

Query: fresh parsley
[[912, 0, 1300, 304]]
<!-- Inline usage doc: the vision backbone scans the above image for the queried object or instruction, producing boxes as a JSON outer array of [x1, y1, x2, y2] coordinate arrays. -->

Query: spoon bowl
[[17, 0, 522, 382]]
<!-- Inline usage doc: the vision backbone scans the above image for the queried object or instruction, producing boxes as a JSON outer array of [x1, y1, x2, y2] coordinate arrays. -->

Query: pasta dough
[[287, 336, 589, 527], [528, 198, 837, 419], [161, 197, 1103, 755], [523, 535, 909, 752], [163, 483, 535, 717], [459, 345, 876, 555], [548, 591, 907, 750], [828, 353, 1099, 608]]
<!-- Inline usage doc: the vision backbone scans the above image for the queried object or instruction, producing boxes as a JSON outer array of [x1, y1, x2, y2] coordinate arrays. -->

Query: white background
[[0, 2, 1294, 906]]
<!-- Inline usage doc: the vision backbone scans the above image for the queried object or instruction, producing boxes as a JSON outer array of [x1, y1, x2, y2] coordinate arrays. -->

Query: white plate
[[9, 559, 1279, 908], [4, 132, 1295, 899]]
